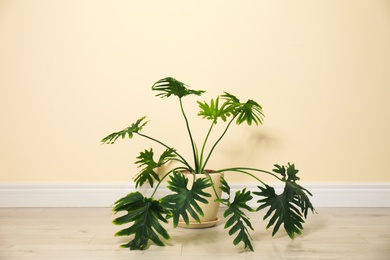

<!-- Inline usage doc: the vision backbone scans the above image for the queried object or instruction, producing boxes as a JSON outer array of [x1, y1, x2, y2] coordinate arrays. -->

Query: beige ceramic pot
[[178, 171, 224, 229]]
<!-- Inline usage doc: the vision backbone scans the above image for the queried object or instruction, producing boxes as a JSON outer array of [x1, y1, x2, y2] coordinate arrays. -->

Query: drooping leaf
[[235, 100, 264, 126], [133, 167, 159, 188], [217, 177, 255, 251], [218, 176, 231, 195], [101, 116, 148, 144], [285, 180, 314, 218], [152, 77, 205, 98], [161, 171, 212, 227], [255, 184, 302, 238], [220, 92, 240, 104], [221, 92, 264, 126], [254, 164, 315, 239], [112, 192, 170, 250]]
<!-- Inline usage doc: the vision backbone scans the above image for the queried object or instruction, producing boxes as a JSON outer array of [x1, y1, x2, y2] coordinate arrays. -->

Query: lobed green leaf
[[134, 148, 176, 188], [254, 164, 315, 239], [197, 96, 235, 123], [101, 116, 148, 145], [152, 77, 205, 98], [161, 171, 212, 227], [112, 192, 171, 250], [219, 178, 255, 251], [220, 92, 264, 126]]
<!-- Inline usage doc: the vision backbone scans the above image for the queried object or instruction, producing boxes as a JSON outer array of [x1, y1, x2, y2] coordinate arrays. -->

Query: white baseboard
[[0, 183, 389, 207]]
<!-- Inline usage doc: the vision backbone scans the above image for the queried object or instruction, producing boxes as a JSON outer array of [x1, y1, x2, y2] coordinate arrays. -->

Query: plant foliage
[[152, 77, 205, 98], [101, 77, 315, 252], [161, 171, 212, 227], [134, 148, 176, 188], [254, 164, 315, 239], [112, 192, 170, 250], [217, 178, 256, 251], [221, 92, 264, 126], [101, 116, 148, 144], [197, 96, 235, 123]]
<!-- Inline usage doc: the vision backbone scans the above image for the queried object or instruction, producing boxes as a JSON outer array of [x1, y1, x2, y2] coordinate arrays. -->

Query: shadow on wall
[[218, 127, 281, 167]]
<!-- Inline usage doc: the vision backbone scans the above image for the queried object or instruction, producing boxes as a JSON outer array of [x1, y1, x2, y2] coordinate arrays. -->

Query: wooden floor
[[0, 207, 389, 260]]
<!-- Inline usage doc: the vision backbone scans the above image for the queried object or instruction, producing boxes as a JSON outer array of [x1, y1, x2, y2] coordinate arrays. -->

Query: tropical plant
[[101, 77, 315, 251]]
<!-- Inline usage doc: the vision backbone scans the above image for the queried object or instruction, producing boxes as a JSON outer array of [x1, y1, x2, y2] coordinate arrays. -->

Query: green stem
[[204, 172, 222, 200], [199, 121, 215, 173], [214, 167, 283, 183], [137, 132, 194, 172], [179, 98, 199, 173], [201, 115, 236, 173], [150, 167, 189, 197]]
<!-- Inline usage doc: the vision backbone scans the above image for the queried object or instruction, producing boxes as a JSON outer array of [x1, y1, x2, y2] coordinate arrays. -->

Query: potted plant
[[101, 77, 315, 251]]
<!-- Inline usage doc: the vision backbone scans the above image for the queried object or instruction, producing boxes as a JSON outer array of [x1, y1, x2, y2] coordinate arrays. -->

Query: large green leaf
[[101, 116, 148, 144], [152, 77, 205, 98], [217, 178, 255, 251], [235, 100, 264, 126], [112, 192, 170, 250], [272, 163, 314, 218], [221, 92, 264, 126], [254, 164, 315, 239], [134, 148, 176, 188], [161, 171, 212, 227]]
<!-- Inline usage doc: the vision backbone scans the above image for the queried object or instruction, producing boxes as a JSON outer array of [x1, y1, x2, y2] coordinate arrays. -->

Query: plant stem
[[215, 167, 283, 183], [137, 132, 194, 172], [200, 116, 236, 173], [199, 121, 215, 173], [150, 167, 189, 197], [204, 172, 222, 200], [178, 98, 199, 173]]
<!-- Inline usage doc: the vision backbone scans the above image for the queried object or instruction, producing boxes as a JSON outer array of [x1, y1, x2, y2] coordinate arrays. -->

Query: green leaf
[[134, 148, 176, 188], [221, 92, 240, 104], [161, 171, 212, 227], [235, 100, 264, 126], [197, 96, 235, 123], [101, 116, 148, 144], [133, 149, 159, 188], [135, 149, 158, 169], [285, 181, 315, 219], [112, 192, 170, 250], [254, 164, 315, 239], [218, 177, 231, 195], [255, 184, 301, 238], [272, 164, 286, 180], [272, 163, 300, 182], [221, 92, 264, 126], [152, 77, 205, 98], [157, 148, 177, 165], [286, 163, 300, 182], [219, 178, 255, 251]]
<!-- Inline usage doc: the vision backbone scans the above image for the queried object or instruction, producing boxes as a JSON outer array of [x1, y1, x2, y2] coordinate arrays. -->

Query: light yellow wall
[[1, 0, 389, 184]]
